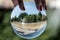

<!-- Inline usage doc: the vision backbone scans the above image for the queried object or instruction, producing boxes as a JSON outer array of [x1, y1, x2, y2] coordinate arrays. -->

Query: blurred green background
[[0, 0, 60, 40], [0, 8, 60, 40]]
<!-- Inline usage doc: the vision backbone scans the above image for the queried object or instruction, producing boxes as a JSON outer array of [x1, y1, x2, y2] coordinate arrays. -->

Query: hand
[[35, 0, 47, 11], [12, 0, 47, 11], [12, 0, 25, 10]]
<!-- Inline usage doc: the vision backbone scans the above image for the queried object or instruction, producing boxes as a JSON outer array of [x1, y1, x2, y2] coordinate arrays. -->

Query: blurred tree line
[[11, 12, 47, 23]]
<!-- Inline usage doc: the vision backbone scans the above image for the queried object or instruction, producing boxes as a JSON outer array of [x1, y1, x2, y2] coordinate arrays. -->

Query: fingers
[[34, 0, 47, 11], [34, 0, 42, 11], [12, 0, 25, 11], [12, 0, 18, 6], [12, 0, 47, 11], [17, 0, 25, 10], [41, 0, 47, 10]]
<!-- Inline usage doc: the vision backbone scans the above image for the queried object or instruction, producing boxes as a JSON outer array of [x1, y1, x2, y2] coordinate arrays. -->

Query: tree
[[42, 15, 47, 21], [11, 16, 17, 22], [29, 14, 36, 22], [38, 12, 42, 21], [38, 12, 42, 17], [24, 16, 30, 23], [37, 15, 41, 22], [24, 14, 37, 23], [16, 17, 20, 22], [18, 12, 28, 19]]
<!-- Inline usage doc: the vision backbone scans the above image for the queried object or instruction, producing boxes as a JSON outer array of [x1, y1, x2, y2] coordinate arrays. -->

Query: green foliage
[[42, 15, 47, 21], [11, 16, 17, 22], [24, 14, 36, 23], [18, 12, 28, 19], [30, 14, 36, 22], [38, 12, 42, 17], [24, 16, 30, 23], [36, 15, 41, 22], [11, 12, 47, 23], [38, 12, 42, 21]]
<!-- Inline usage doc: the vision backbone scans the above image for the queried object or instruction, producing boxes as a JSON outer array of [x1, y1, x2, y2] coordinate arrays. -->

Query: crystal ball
[[11, 2, 47, 39]]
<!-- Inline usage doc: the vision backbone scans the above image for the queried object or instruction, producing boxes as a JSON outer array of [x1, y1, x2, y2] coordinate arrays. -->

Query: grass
[[0, 9, 60, 40]]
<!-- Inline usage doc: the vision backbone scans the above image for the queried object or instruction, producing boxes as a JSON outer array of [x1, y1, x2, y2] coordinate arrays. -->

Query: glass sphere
[[11, 2, 47, 39]]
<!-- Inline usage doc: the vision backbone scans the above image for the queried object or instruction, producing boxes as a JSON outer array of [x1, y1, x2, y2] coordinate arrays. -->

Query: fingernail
[[18, 0, 25, 11]]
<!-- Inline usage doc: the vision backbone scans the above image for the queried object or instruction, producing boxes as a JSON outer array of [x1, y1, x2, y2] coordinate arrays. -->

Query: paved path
[[11, 21, 46, 35]]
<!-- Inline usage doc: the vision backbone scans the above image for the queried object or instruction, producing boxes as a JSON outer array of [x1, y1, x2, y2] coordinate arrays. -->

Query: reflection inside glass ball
[[11, 2, 47, 39]]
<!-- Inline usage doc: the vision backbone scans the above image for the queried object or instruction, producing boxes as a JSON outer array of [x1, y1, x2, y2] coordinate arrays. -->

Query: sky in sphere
[[11, 2, 46, 19]]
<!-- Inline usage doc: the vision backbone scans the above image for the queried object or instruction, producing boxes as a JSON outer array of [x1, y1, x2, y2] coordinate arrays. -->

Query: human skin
[[12, 0, 47, 11]]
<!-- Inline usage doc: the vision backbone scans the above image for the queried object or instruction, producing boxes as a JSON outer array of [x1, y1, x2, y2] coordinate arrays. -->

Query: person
[[12, 0, 47, 11]]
